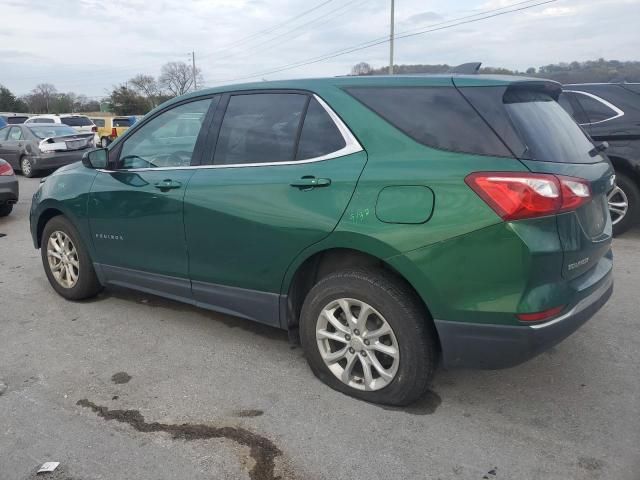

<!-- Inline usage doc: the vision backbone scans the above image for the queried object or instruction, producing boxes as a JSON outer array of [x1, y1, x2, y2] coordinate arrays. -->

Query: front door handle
[[153, 179, 182, 191], [290, 176, 331, 189]]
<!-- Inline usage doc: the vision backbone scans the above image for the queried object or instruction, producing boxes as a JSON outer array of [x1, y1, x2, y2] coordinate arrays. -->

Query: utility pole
[[389, 0, 395, 75], [191, 50, 198, 91]]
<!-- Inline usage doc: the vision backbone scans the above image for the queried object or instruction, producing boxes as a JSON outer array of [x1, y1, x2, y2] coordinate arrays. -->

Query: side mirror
[[82, 148, 108, 169]]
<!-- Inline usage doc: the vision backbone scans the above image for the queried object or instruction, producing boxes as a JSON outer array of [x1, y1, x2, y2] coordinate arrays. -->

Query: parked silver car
[[0, 124, 95, 177]]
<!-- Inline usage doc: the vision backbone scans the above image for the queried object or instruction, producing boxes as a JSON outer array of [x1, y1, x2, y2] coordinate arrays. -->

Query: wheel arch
[[281, 243, 441, 352], [608, 155, 640, 185], [35, 207, 65, 248]]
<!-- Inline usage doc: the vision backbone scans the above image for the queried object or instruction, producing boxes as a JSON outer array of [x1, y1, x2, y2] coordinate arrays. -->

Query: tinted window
[[28, 125, 77, 139], [7, 127, 23, 140], [296, 98, 346, 160], [7, 116, 28, 124], [345, 87, 511, 157], [113, 118, 131, 127], [214, 93, 307, 165], [33, 118, 55, 124], [573, 93, 617, 123], [0, 127, 8, 141], [504, 90, 597, 164], [92, 118, 105, 127], [61, 116, 93, 127], [119, 98, 212, 169]]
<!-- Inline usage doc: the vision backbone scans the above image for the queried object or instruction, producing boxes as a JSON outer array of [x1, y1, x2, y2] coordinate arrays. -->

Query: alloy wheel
[[47, 231, 80, 289], [21, 158, 32, 177], [608, 185, 628, 226], [316, 298, 399, 391]]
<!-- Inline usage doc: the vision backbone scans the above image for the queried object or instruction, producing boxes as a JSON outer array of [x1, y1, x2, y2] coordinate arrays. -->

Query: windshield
[[504, 89, 597, 163], [28, 125, 78, 138], [61, 116, 93, 127]]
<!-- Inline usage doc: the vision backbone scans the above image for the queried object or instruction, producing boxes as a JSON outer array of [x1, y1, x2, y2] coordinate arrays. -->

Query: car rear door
[[183, 91, 366, 326], [88, 97, 217, 297]]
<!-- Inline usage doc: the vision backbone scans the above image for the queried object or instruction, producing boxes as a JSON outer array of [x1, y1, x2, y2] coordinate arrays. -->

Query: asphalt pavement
[[1, 176, 639, 480]]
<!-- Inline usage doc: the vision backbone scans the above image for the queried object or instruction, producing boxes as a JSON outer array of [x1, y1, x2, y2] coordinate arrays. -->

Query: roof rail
[[450, 62, 482, 74]]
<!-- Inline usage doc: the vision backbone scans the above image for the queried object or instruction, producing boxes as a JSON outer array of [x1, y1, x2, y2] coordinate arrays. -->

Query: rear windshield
[[503, 89, 597, 163], [344, 86, 512, 157], [28, 125, 78, 139], [61, 116, 93, 127], [92, 118, 105, 127], [113, 118, 131, 127], [6, 116, 28, 124]]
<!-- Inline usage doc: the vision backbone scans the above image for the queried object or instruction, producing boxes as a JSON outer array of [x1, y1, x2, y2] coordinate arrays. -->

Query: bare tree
[[159, 62, 202, 97], [129, 74, 162, 107], [351, 62, 372, 76], [29, 83, 58, 113]]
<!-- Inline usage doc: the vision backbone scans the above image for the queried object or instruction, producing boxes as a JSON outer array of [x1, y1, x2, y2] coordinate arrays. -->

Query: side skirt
[[96, 264, 284, 329]]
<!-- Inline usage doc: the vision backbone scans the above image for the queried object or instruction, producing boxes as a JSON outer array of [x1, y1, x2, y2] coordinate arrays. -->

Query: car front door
[[183, 92, 367, 326], [88, 97, 217, 297]]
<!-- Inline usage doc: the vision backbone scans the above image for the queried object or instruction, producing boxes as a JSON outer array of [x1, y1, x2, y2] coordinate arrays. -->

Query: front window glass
[[119, 98, 213, 169], [214, 93, 307, 165]]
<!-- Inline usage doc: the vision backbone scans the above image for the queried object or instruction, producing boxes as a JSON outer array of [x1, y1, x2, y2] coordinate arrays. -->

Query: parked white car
[[25, 114, 98, 145]]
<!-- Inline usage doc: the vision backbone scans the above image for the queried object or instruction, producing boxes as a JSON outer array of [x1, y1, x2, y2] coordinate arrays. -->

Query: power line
[[213, 0, 559, 84]]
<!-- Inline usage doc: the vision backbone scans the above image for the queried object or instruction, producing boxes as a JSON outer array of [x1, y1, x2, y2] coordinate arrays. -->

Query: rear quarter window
[[344, 86, 511, 157]]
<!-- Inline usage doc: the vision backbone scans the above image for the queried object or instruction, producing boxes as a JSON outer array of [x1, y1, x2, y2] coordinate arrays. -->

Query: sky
[[1, 0, 639, 99]]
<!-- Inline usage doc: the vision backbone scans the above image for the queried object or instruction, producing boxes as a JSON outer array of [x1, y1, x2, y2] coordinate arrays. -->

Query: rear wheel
[[100, 137, 110, 148], [20, 156, 35, 178], [300, 268, 437, 406], [609, 172, 639, 236], [0, 204, 13, 217], [41, 216, 102, 300]]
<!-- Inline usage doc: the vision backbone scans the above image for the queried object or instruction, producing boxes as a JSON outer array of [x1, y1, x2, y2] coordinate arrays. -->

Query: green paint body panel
[[30, 74, 613, 352]]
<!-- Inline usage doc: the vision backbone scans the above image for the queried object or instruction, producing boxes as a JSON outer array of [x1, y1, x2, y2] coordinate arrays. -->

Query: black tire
[[100, 137, 110, 148], [41, 215, 103, 300], [300, 267, 437, 406], [20, 156, 35, 178], [0, 204, 12, 217], [612, 172, 640, 236]]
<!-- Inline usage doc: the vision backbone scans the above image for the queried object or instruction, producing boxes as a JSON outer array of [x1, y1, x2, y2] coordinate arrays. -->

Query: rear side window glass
[[61, 116, 92, 127], [34, 118, 55, 124], [113, 118, 131, 127], [8, 127, 23, 140], [572, 93, 618, 123], [345, 86, 511, 157], [92, 118, 105, 127], [214, 93, 307, 165], [296, 98, 346, 160], [503, 89, 596, 164]]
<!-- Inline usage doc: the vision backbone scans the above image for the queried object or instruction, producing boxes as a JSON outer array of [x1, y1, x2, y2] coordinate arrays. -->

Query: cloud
[[0, 0, 638, 97]]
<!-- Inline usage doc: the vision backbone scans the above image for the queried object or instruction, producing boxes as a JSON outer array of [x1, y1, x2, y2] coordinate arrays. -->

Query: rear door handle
[[153, 179, 182, 191], [290, 176, 331, 189]]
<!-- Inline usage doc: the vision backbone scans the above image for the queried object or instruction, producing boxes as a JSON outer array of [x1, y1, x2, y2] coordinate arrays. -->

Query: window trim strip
[[98, 94, 363, 173], [565, 90, 625, 126]]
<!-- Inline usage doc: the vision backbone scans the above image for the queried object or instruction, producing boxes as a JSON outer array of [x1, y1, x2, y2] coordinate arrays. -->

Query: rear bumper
[[28, 151, 86, 171], [0, 176, 19, 204], [435, 271, 613, 369]]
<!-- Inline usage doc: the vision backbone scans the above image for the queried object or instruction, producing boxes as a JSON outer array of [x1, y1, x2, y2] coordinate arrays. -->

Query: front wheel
[[300, 268, 437, 406], [41, 216, 102, 300]]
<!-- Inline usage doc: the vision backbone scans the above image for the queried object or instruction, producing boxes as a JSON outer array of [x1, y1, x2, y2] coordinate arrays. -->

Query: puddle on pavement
[[77, 399, 285, 480], [111, 372, 132, 384]]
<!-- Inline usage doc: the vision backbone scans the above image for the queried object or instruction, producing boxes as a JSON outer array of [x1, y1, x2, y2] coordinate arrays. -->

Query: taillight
[[111, 127, 118, 138], [91, 126, 98, 133], [465, 172, 591, 221], [517, 305, 565, 322], [0, 161, 13, 176]]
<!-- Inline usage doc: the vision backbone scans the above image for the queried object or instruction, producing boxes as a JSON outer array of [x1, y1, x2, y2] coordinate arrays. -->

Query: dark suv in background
[[559, 83, 640, 235]]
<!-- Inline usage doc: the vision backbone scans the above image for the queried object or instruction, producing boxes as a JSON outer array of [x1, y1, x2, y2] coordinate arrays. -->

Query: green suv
[[30, 75, 614, 406]]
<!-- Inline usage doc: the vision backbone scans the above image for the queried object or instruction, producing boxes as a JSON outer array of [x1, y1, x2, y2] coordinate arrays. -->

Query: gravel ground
[[1, 176, 639, 480]]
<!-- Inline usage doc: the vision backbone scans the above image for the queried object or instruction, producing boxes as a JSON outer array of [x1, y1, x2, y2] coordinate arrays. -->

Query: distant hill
[[349, 59, 640, 84]]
